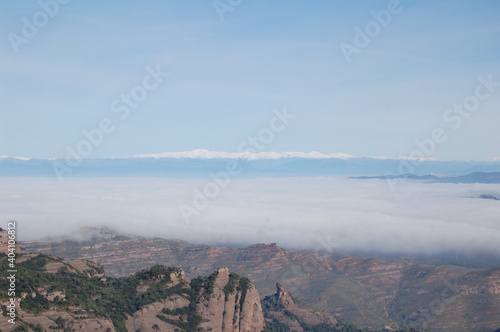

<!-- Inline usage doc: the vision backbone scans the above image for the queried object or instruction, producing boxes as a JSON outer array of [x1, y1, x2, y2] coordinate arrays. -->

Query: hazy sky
[[2, 177, 500, 258], [1, 1, 499, 160]]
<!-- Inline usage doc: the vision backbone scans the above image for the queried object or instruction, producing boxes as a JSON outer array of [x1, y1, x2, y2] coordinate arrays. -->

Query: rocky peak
[[276, 282, 294, 308], [196, 268, 264, 332], [263, 282, 339, 331], [216, 266, 230, 278], [169, 269, 189, 286]]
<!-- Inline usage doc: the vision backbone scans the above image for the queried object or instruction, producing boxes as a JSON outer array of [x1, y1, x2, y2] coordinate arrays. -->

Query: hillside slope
[[21, 229, 500, 331], [1, 253, 363, 332], [0, 253, 267, 332]]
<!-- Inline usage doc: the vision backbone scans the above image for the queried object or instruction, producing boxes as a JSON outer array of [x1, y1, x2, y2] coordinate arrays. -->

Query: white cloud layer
[[1, 177, 500, 257]]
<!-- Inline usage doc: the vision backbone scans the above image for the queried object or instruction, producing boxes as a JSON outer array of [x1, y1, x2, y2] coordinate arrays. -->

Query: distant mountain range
[[351, 172, 500, 184], [2, 150, 500, 177], [480, 194, 500, 200], [20, 227, 500, 331]]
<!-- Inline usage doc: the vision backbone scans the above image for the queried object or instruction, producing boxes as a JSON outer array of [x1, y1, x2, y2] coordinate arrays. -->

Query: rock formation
[[196, 267, 264, 332], [262, 282, 339, 331], [0, 254, 266, 332]]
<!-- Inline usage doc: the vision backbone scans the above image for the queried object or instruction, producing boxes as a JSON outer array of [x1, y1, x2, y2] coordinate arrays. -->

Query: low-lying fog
[[2, 177, 500, 260]]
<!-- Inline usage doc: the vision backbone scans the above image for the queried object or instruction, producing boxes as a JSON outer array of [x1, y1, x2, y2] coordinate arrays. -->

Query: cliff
[[21, 229, 500, 331], [196, 267, 264, 332], [0, 253, 265, 332], [262, 282, 339, 331]]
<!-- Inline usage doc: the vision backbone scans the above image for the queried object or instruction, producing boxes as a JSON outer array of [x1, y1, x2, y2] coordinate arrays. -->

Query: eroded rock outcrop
[[3, 253, 343, 332], [196, 267, 265, 332], [1, 254, 261, 332], [262, 282, 339, 331]]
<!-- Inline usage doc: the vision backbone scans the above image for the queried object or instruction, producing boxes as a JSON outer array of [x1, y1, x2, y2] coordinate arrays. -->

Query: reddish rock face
[[21, 228, 500, 331], [265, 282, 339, 330], [197, 267, 265, 332], [1, 253, 266, 332], [276, 282, 294, 308]]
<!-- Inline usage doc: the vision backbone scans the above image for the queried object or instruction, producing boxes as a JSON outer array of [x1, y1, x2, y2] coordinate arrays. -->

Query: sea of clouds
[[1, 176, 499, 258]]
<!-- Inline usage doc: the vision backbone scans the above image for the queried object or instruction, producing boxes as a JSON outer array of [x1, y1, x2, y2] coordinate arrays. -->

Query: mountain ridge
[[4, 149, 500, 162], [3, 154, 500, 177], [0, 252, 380, 332], [20, 228, 500, 331], [350, 171, 500, 184]]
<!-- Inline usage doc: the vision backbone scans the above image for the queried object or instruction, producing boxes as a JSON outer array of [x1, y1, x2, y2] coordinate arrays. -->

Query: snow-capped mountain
[[129, 149, 354, 160], [1, 150, 500, 179]]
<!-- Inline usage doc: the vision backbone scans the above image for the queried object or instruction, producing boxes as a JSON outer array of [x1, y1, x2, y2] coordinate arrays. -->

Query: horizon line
[[1, 149, 500, 162]]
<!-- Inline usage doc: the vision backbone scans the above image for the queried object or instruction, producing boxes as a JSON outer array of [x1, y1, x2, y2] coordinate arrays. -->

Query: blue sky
[[1, 0, 499, 160]]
